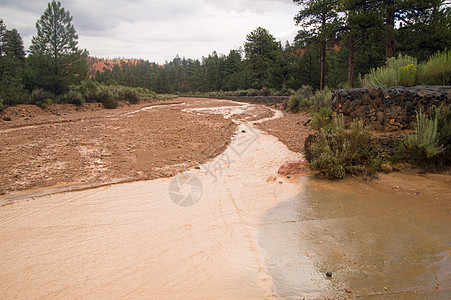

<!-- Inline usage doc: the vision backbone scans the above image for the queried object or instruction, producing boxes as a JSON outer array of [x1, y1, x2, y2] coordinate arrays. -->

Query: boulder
[[380, 163, 393, 174], [278, 160, 309, 175]]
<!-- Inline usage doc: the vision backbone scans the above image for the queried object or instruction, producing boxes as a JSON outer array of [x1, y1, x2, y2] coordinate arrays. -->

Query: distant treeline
[[1, 0, 450, 110]]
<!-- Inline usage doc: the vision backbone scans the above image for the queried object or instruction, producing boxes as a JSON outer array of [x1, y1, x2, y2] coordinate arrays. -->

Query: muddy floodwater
[[260, 177, 451, 299], [1, 101, 450, 299]]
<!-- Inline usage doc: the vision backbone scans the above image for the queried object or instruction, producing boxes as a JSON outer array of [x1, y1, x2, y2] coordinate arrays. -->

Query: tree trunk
[[348, 35, 355, 88], [320, 12, 327, 90], [261, 72, 265, 89], [385, 0, 395, 59], [320, 40, 326, 90]]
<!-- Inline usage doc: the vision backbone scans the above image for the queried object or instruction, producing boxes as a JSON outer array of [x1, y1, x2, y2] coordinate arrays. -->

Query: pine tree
[[31, 0, 78, 56], [0, 22, 26, 106], [244, 27, 280, 89], [340, 0, 385, 87], [396, 0, 451, 61], [4, 29, 25, 60], [293, 0, 343, 90], [30, 0, 88, 95]]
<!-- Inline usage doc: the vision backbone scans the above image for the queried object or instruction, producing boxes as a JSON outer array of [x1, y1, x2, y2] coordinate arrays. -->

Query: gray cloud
[[0, 0, 300, 63]]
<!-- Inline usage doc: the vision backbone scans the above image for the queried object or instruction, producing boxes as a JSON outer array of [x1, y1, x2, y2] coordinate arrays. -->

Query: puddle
[[259, 180, 451, 299]]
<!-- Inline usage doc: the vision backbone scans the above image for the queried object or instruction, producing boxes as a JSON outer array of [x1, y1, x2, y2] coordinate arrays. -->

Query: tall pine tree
[[293, 0, 343, 90], [244, 27, 280, 89], [0, 22, 26, 106], [30, 0, 88, 95]]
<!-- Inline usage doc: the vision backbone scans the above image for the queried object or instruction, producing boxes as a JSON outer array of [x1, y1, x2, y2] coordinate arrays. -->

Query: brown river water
[[1, 102, 450, 299]]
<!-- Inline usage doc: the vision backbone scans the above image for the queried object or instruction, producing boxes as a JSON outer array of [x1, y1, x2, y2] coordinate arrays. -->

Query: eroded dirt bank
[[256, 111, 314, 153]]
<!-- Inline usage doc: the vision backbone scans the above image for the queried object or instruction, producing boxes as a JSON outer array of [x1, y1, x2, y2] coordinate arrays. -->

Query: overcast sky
[[1, 0, 300, 63]]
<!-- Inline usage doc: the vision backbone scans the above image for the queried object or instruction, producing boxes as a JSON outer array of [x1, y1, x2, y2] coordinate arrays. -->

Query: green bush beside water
[[0, 79, 177, 110], [305, 107, 451, 178], [307, 114, 375, 179]]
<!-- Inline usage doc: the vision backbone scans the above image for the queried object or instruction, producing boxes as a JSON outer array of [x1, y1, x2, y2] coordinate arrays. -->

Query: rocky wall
[[332, 86, 451, 131]]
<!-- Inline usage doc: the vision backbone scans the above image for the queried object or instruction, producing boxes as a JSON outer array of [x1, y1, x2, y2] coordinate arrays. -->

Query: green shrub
[[60, 90, 85, 106], [398, 64, 417, 87], [29, 88, 52, 108], [154, 94, 179, 101], [435, 105, 451, 147], [307, 114, 374, 179], [404, 105, 451, 169], [286, 85, 313, 112], [418, 50, 451, 85], [310, 107, 333, 131], [102, 97, 118, 109], [96, 85, 117, 109], [135, 87, 157, 100], [247, 89, 259, 96], [70, 79, 100, 103], [311, 87, 332, 111], [362, 54, 418, 87], [116, 86, 140, 104], [362, 51, 451, 87], [287, 86, 332, 113], [119, 88, 140, 104], [336, 81, 352, 89], [405, 109, 444, 159]]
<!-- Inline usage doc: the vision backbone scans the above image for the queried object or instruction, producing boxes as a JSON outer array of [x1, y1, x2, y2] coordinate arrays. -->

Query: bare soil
[[0, 98, 243, 196], [256, 111, 314, 153]]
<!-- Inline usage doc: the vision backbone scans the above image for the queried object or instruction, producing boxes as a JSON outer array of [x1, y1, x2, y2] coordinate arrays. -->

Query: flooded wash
[[0, 102, 304, 299], [1, 100, 450, 299]]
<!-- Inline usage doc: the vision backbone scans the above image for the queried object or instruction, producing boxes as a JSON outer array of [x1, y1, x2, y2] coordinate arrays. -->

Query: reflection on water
[[259, 179, 451, 299]]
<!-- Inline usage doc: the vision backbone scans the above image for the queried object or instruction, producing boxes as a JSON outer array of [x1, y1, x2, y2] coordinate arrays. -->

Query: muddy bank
[[1, 98, 277, 197], [259, 172, 451, 299], [257, 111, 314, 153]]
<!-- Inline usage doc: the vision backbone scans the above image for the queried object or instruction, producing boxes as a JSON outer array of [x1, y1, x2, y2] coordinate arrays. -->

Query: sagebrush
[[307, 114, 375, 179], [404, 105, 451, 169], [362, 51, 451, 87]]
